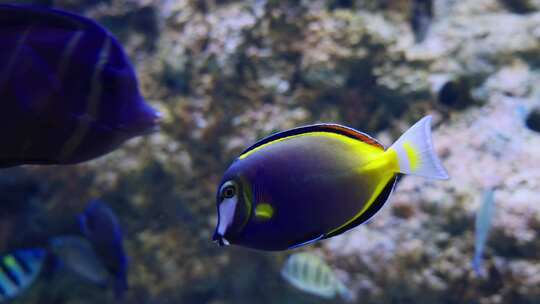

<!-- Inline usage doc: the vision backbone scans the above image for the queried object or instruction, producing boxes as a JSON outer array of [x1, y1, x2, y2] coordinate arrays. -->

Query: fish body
[[49, 236, 109, 285], [0, 248, 46, 302], [471, 188, 496, 277], [213, 116, 448, 251], [78, 200, 127, 298], [281, 252, 352, 301], [0, 4, 160, 167]]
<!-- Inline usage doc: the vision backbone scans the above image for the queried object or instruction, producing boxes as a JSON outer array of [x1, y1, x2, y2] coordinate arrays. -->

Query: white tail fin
[[389, 116, 449, 179]]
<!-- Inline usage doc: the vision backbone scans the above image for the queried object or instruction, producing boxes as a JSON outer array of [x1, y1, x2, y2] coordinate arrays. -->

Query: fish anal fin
[[287, 234, 324, 250], [324, 175, 398, 239]]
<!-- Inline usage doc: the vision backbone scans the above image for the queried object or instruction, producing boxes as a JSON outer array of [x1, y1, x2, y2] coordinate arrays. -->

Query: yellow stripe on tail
[[388, 116, 449, 179]]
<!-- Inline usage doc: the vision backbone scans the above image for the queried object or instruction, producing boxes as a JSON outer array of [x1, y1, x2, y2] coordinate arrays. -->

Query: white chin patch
[[217, 198, 237, 236]]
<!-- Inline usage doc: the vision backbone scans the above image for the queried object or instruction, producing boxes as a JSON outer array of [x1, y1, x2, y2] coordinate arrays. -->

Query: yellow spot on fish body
[[402, 141, 419, 170], [3, 255, 17, 268], [255, 203, 274, 219]]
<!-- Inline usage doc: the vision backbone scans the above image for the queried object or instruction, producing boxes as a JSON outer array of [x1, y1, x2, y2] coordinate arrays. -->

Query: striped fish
[[281, 252, 353, 302], [0, 4, 160, 167], [0, 249, 46, 302]]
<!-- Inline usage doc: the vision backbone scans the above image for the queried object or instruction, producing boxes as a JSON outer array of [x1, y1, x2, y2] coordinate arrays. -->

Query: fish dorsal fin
[[0, 4, 103, 32], [240, 124, 384, 158]]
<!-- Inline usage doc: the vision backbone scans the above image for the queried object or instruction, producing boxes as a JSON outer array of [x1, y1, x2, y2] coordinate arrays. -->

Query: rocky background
[[1, 0, 539, 303]]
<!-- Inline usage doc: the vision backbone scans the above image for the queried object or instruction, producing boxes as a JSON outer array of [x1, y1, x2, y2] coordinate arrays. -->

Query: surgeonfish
[[471, 188, 496, 277], [0, 4, 161, 167], [213, 116, 448, 251], [78, 200, 128, 299], [49, 236, 109, 286], [0, 249, 46, 302], [281, 252, 352, 302]]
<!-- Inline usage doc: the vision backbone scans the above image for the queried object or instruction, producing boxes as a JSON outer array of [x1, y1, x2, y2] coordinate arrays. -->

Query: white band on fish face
[[216, 197, 238, 239]]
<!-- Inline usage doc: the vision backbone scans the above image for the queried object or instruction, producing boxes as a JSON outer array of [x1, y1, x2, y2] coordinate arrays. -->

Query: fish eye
[[220, 181, 237, 200]]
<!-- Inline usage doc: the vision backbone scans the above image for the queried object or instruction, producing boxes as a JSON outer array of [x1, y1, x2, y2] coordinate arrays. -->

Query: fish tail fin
[[388, 115, 449, 179]]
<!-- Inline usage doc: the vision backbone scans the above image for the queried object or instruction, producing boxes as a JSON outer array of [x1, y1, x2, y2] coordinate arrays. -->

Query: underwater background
[[1, 0, 540, 303]]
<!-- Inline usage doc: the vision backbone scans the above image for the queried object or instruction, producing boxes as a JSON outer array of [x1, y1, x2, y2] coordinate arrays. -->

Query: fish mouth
[[212, 232, 230, 247]]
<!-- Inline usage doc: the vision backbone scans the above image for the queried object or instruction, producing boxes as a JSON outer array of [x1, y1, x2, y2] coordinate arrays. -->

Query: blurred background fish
[[471, 188, 497, 277], [0, 4, 160, 167], [0, 199, 127, 302], [0, 248, 46, 302], [49, 236, 109, 286], [281, 252, 353, 302], [78, 200, 127, 299], [410, 0, 433, 43]]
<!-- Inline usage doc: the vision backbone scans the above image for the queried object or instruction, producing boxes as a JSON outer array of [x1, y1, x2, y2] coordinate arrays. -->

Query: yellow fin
[[388, 116, 448, 179], [402, 141, 419, 170], [327, 171, 394, 236]]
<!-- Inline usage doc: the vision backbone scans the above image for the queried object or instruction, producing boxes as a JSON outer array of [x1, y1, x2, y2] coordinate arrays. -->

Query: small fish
[[0, 4, 160, 167], [49, 236, 109, 286], [410, 0, 433, 43], [213, 116, 448, 251], [471, 188, 496, 277], [0, 248, 46, 302], [281, 252, 352, 301], [78, 200, 127, 299], [515, 104, 529, 129]]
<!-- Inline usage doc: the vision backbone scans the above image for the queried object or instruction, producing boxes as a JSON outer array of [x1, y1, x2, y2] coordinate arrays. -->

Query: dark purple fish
[[78, 200, 128, 299], [0, 4, 160, 167]]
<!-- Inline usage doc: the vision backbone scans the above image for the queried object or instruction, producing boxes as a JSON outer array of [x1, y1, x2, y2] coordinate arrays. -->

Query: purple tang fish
[[213, 116, 449, 251], [0, 4, 160, 167]]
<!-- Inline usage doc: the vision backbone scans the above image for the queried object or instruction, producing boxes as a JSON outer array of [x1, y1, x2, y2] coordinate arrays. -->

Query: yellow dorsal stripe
[[239, 131, 382, 160], [402, 141, 419, 170]]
